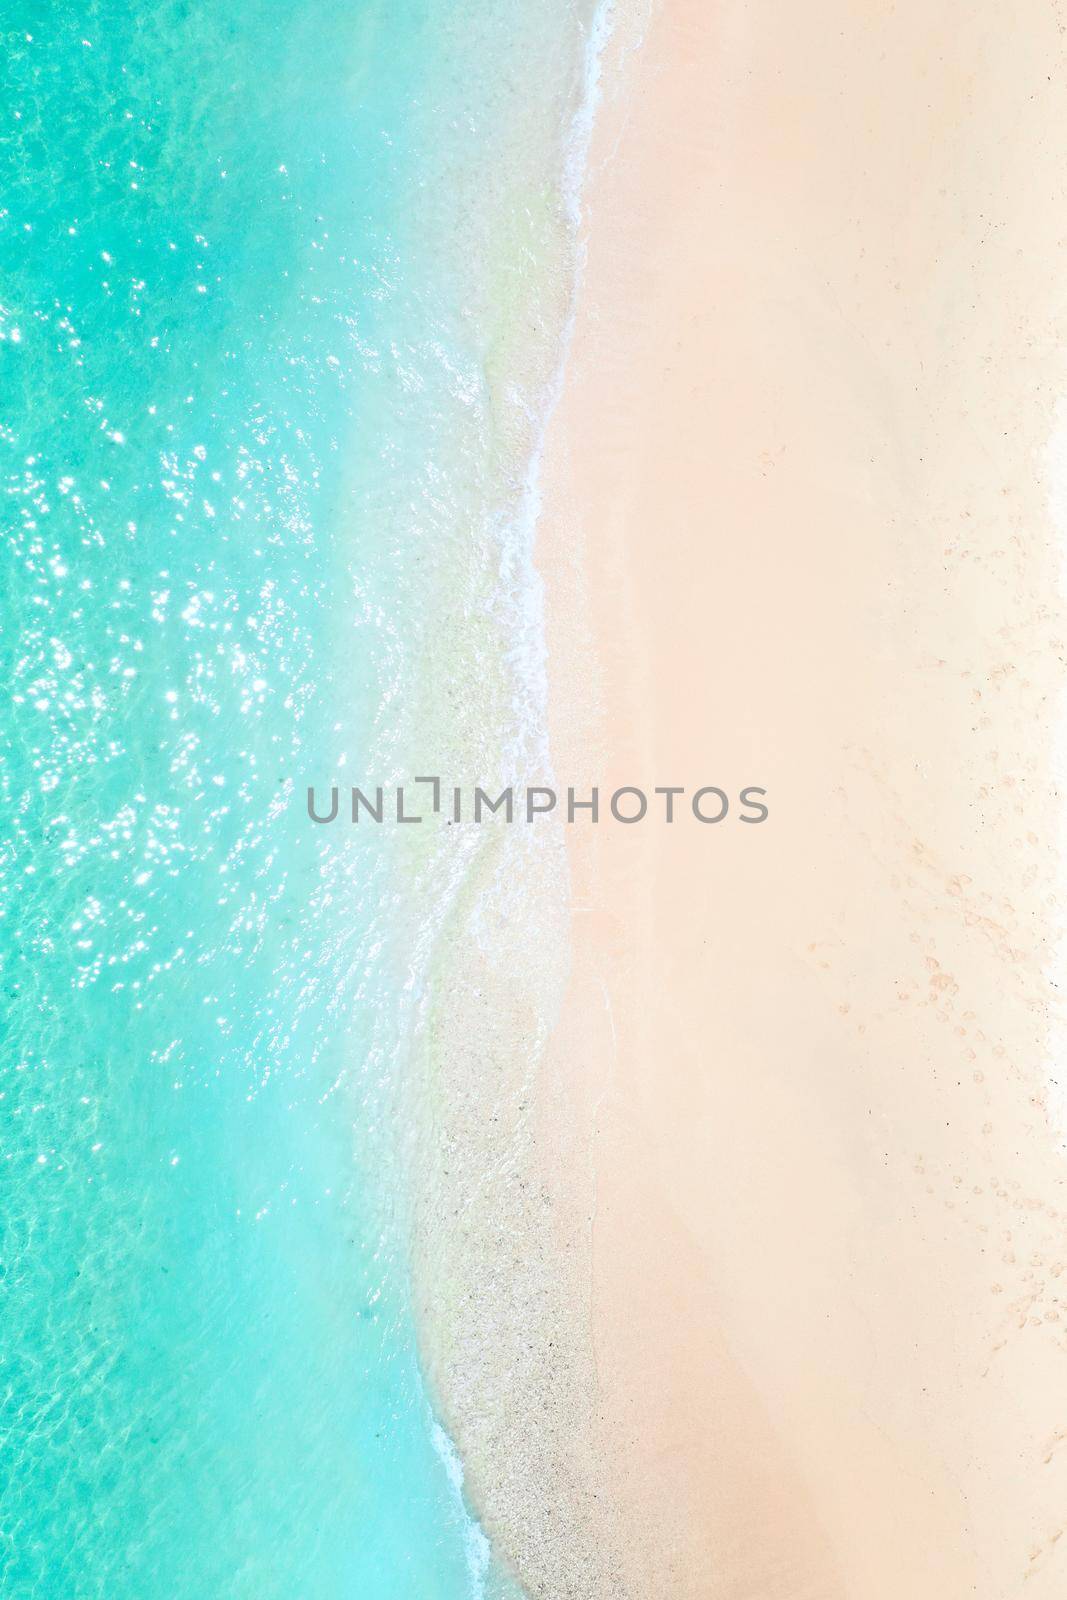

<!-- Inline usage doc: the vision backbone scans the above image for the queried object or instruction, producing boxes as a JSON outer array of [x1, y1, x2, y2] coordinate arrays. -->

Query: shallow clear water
[[0, 1, 598, 1593]]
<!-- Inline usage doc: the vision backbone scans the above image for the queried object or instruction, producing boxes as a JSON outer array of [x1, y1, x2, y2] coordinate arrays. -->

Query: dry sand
[[529, 0, 1067, 1594]]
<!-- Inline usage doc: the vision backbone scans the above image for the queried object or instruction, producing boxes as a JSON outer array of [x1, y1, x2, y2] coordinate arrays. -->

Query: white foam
[[429, 1409, 493, 1600], [494, 0, 620, 789]]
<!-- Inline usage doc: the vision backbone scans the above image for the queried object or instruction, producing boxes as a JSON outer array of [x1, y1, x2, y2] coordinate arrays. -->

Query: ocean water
[[0, 2, 603, 1594]]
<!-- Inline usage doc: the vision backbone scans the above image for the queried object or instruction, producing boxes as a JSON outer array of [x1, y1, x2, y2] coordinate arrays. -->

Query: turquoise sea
[[0, 2, 604, 1594]]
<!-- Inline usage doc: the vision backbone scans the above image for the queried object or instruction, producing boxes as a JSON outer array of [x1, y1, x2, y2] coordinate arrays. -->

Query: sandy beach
[[526, 0, 1067, 1594], [14, 0, 1067, 1592]]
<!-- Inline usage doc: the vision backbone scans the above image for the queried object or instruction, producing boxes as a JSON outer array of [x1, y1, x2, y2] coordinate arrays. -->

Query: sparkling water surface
[[0, 1, 596, 1593]]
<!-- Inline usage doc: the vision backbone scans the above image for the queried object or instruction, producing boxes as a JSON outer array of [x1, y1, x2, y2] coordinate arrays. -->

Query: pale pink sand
[[529, 0, 1067, 1595]]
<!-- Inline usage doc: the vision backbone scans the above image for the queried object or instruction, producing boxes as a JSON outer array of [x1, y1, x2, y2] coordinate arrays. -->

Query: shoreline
[[531, 0, 1067, 1595], [399, 12, 628, 1598]]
